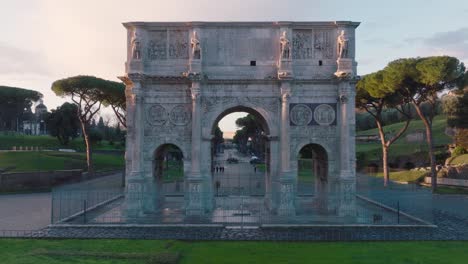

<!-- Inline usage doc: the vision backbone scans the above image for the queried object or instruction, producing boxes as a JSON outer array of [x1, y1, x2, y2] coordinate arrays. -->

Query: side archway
[[153, 143, 185, 210], [296, 144, 328, 195]]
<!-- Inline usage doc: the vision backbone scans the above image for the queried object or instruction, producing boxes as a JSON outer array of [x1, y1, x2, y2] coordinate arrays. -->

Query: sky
[[1, 0, 468, 132]]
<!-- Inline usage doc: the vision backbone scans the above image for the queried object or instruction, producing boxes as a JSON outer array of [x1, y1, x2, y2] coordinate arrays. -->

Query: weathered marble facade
[[120, 21, 359, 218]]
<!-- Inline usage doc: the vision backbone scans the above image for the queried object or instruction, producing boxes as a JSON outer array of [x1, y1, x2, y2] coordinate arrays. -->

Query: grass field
[[0, 134, 124, 151], [0, 151, 124, 172], [447, 154, 468, 165], [356, 115, 450, 160], [372, 170, 428, 183], [0, 239, 467, 264], [357, 115, 450, 143]]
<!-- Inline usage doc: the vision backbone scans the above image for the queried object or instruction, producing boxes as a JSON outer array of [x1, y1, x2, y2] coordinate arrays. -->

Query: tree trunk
[[376, 121, 390, 186], [413, 103, 437, 191], [80, 120, 94, 176]]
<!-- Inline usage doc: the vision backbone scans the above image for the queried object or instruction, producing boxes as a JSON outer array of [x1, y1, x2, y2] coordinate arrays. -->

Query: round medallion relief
[[146, 104, 167, 126], [170, 104, 191, 125], [314, 104, 335, 126], [290, 104, 313, 126]]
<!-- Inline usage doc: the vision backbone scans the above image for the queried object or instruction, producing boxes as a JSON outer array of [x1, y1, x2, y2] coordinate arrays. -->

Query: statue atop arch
[[131, 30, 141, 60], [337, 30, 349, 59], [191, 31, 201, 60], [280, 31, 291, 60]]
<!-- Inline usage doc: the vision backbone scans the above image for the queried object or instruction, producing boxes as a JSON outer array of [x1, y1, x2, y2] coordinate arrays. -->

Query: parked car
[[227, 157, 239, 164], [250, 156, 263, 164]]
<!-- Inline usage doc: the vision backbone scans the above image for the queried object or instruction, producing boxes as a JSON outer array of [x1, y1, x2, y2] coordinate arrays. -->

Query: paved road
[[0, 192, 51, 230], [213, 149, 264, 195]]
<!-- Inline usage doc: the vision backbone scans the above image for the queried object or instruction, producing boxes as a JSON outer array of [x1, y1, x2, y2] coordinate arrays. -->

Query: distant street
[[213, 148, 265, 195]]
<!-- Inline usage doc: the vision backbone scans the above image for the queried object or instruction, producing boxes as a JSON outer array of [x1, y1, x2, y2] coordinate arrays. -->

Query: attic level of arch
[[124, 21, 359, 81]]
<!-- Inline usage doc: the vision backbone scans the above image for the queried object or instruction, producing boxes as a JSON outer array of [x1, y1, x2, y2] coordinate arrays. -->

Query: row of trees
[[233, 114, 266, 157], [443, 88, 468, 150], [0, 86, 43, 131], [356, 56, 467, 190], [46, 102, 125, 147], [356, 101, 444, 131], [51, 76, 126, 175]]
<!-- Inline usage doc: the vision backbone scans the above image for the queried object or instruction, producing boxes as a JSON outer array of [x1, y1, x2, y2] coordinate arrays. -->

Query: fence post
[[83, 200, 87, 224], [397, 201, 400, 224]]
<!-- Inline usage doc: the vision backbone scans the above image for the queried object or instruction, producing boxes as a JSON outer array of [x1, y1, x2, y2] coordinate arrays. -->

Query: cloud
[[405, 28, 468, 62], [0, 42, 51, 76]]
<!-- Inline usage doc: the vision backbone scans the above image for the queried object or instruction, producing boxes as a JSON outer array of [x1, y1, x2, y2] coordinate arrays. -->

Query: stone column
[[186, 81, 204, 215], [277, 83, 295, 216], [125, 81, 147, 218], [337, 80, 356, 217]]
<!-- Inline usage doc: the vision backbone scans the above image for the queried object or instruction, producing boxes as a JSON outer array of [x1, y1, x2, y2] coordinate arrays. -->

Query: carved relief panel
[[147, 31, 167, 60], [168, 30, 189, 59], [313, 30, 333, 59], [292, 30, 313, 60], [144, 103, 192, 137], [289, 103, 336, 126], [292, 29, 334, 60]]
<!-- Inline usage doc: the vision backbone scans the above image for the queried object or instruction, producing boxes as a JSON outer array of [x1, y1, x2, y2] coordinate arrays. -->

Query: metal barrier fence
[[51, 189, 434, 226], [51, 188, 123, 224], [0, 229, 46, 238]]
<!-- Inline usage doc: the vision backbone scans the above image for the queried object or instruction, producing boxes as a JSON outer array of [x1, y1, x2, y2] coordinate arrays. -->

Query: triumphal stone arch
[[120, 21, 360, 220]]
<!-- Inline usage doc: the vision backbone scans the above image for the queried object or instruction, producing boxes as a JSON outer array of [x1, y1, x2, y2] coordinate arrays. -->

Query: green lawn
[[434, 186, 468, 195], [161, 161, 184, 182], [0, 134, 124, 151], [357, 115, 450, 143], [372, 170, 427, 183], [0, 151, 124, 172], [356, 115, 450, 161], [0, 239, 467, 264], [447, 154, 468, 165]]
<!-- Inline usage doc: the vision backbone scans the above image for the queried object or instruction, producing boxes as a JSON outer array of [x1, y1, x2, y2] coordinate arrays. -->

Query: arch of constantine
[[120, 21, 360, 222]]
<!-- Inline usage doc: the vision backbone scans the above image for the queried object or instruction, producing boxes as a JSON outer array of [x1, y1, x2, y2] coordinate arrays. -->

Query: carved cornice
[[119, 73, 344, 86], [123, 21, 361, 30], [119, 73, 192, 85]]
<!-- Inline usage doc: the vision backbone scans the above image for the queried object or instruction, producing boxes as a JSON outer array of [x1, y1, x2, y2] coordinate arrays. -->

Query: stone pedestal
[[278, 59, 293, 79], [334, 58, 354, 78], [124, 174, 146, 218], [186, 180, 203, 215], [189, 60, 201, 75], [278, 179, 295, 216]]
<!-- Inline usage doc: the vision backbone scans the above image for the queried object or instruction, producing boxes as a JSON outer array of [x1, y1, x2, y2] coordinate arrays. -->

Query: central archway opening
[[210, 106, 271, 221]]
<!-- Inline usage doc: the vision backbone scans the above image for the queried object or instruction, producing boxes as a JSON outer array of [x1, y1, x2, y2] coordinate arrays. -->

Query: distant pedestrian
[[215, 166, 219, 173], [215, 180, 220, 196], [254, 166, 257, 173]]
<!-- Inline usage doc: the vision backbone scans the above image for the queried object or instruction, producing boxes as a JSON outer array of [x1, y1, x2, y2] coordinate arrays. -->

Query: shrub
[[404, 162, 415, 170], [452, 146, 467, 157], [437, 168, 448, 178]]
